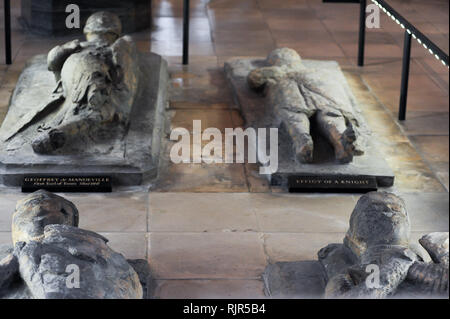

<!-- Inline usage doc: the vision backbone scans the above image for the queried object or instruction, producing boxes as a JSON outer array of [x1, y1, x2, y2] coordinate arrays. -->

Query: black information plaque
[[22, 176, 112, 193], [288, 175, 378, 193]]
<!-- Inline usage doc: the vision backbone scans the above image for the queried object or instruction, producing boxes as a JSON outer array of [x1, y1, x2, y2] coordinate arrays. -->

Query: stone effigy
[[247, 48, 364, 164], [225, 48, 394, 188], [318, 192, 449, 299], [263, 192, 448, 299], [0, 190, 154, 299], [0, 12, 168, 186]]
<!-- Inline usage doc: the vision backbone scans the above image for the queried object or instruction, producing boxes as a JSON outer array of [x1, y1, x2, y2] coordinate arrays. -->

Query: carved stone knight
[[248, 48, 366, 164], [4, 12, 140, 154], [319, 192, 449, 299]]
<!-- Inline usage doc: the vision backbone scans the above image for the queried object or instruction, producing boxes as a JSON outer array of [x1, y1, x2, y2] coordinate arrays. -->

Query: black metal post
[[358, 0, 366, 66], [4, 0, 12, 65], [182, 0, 190, 65], [398, 31, 412, 121]]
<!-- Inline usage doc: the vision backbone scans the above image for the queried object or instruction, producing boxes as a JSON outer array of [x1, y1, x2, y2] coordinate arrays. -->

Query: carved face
[[85, 31, 119, 45], [267, 48, 303, 67], [11, 190, 79, 245], [83, 11, 122, 45], [344, 192, 411, 257]]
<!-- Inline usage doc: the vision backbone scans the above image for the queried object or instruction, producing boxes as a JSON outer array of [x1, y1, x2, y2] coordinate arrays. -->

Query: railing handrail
[[372, 0, 449, 68]]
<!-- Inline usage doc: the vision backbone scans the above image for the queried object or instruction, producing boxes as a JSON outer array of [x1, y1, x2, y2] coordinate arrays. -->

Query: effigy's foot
[[31, 129, 66, 154], [335, 125, 356, 164], [295, 133, 314, 164]]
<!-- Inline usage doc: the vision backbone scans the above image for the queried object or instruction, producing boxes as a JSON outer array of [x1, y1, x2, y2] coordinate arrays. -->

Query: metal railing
[[3, 0, 11, 65], [183, 0, 190, 65], [358, 0, 449, 120], [4, 0, 449, 119]]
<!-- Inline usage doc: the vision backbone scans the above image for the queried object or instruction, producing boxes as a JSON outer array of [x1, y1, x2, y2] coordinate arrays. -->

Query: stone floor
[[0, 0, 448, 299]]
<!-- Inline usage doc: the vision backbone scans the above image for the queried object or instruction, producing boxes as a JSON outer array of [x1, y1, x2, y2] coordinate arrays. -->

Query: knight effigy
[[0, 11, 168, 186], [247, 48, 366, 164], [318, 192, 449, 298], [3, 12, 139, 154]]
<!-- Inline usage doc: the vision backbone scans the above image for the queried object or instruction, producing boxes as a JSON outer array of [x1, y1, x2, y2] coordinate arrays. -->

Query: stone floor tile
[[400, 192, 449, 233], [410, 136, 449, 174], [152, 17, 212, 43], [170, 109, 234, 133], [155, 279, 266, 299], [153, 0, 209, 18], [0, 232, 12, 246], [400, 111, 449, 136], [263, 232, 345, 263], [170, 85, 234, 105], [252, 194, 357, 233], [100, 232, 148, 260], [0, 191, 23, 232], [149, 193, 258, 232], [65, 192, 148, 233], [436, 172, 449, 192], [148, 232, 267, 279], [155, 163, 249, 193], [155, 139, 249, 192]]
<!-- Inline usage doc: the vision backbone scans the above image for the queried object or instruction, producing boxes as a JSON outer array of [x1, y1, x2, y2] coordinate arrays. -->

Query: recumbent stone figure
[[0, 190, 153, 299], [248, 48, 366, 164], [318, 192, 449, 298], [4, 12, 140, 154]]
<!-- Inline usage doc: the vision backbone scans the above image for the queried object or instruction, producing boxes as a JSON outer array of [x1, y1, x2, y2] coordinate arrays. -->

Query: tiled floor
[[0, 0, 448, 299]]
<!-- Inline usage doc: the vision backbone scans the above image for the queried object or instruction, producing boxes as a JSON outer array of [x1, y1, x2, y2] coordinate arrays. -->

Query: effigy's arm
[[47, 40, 82, 81], [325, 247, 417, 299], [111, 36, 139, 86], [110, 36, 139, 117], [247, 66, 286, 91]]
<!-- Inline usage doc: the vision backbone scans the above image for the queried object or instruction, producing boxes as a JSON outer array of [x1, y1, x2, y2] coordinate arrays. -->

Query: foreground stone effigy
[[225, 48, 394, 188], [318, 192, 449, 299], [0, 190, 153, 299], [263, 192, 448, 299], [0, 12, 168, 186]]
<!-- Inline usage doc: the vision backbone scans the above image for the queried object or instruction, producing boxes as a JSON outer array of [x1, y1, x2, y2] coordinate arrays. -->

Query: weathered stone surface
[[409, 241, 432, 263], [16, 224, 143, 299], [12, 190, 79, 245], [263, 261, 326, 298], [2, 191, 148, 299], [247, 48, 366, 164], [404, 261, 449, 296], [317, 244, 357, 281], [0, 245, 31, 299], [318, 192, 449, 299], [127, 259, 156, 299], [0, 253, 19, 291], [225, 54, 394, 188], [344, 192, 410, 258], [4, 12, 139, 155], [0, 13, 168, 186], [419, 232, 449, 267], [0, 245, 13, 260]]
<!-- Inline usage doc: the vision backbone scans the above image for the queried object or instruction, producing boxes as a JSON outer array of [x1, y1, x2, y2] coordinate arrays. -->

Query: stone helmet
[[344, 192, 411, 258], [83, 11, 122, 37], [12, 190, 79, 245], [267, 48, 302, 67]]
